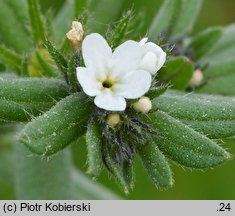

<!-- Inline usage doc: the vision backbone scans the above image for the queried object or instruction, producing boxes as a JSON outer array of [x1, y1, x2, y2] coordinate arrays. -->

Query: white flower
[[139, 37, 166, 75], [76, 33, 152, 111]]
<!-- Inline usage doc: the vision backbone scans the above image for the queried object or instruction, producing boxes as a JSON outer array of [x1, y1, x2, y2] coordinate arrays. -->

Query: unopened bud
[[133, 96, 152, 113], [107, 113, 121, 128], [66, 21, 84, 49], [189, 69, 204, 87]]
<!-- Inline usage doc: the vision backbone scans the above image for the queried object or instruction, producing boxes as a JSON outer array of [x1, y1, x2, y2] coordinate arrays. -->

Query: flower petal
[[139, 37, 148, 46], [111, 40, 142, 77], [94, 91, 126, 111], [116, 70, 152, 99], [82, 33, 112, 72], [143, 42, 166, 72], [76, 67, 101, 96], [139, 51, 158, 75]]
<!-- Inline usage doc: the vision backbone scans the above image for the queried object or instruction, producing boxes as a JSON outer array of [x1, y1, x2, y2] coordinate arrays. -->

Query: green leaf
[[153, 90, 235, 138], [74, 0, 87, 17], [27, 0, 46, 44], [137, 141, 173, 189], [188, 27, 224, 59], [197, 25, 235, 95], [201, 24, 235, 59], [86, 119, 103, 177], [68, 54, 79, 90], [53, 0, 75, 44], [0, 78, 69, 122], [198, 74, 235, 96], [170, 0, 203, 37], [107, 9, 134, 49], [144, 110, 231, 169], [0, 45, 22, 74], [146, 84, 169, 99], [158, 57, 194, 90], [149, 0, 202, 39], [15, 144, 119, 199], [19, 93, 93, 156], [122, 160, 135, 191], [0, 0, 32, 52], [45, 40, 68, 80], [148, 0, 179, 39], [35, 50, 58, 77], [86, 0, 125, 33], [104, 147, 130, 194]]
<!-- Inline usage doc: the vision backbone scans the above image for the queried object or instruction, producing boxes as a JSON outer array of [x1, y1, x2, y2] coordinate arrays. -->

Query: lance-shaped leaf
[[45, 40, 68, 81], [197, 24, 235, 96], [68, 54, 79, 90], [170, 0, 203, 37], [108, 9, 134, 49], [198, 74, 235, 96], [158, 57, 194, 90], [188, 26, 224, 59], [153, 90, 235, 138], [148, 0, 179, 38], [144, 110, 231, 169], [102, 143, 130, 194], [0, 0, 32, 52], [15, 144, 119, 199], [86, 0, 125, 33], [0, 45, 23, 75], [27, 0, 46, 44], [122, 160, 135, 191], [137, 141, 173, 189], [19, 93, 93, 156], [0, 78, 69, 122], [86, 119, 103, 177]]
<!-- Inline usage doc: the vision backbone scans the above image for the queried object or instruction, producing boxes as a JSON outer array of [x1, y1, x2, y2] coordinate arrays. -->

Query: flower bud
[[189, 69, 204, 87], [107, 113, 121, 127], [66, 21, 84, 49], [133, 96, 152, 113]]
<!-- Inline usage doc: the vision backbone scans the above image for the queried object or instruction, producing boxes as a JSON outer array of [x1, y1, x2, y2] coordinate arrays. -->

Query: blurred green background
[[0, 0, 235, 200]]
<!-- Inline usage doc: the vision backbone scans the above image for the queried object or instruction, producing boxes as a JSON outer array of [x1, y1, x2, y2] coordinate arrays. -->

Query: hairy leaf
[[144, 110, 231, 168], [122, 160, 135, 191], [138, 141, 173, 189], [68, 54, 79, 90], [158, 57, 194, 90], [153, 90, 235, 138], [107, 9, 134, 49], [45, 40, 68, 80], [19, 93, 93, 156], [0, 78, 69, 122], [86, 119, 103, 177]]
